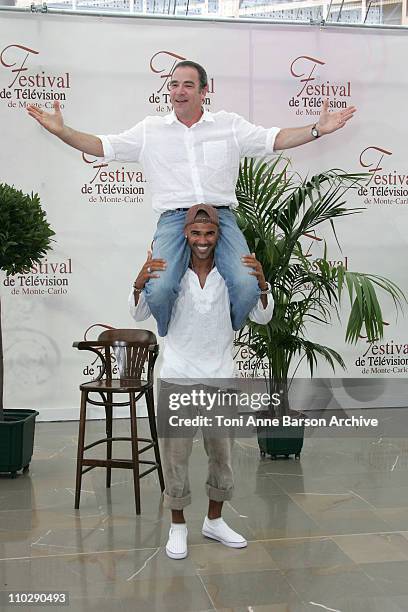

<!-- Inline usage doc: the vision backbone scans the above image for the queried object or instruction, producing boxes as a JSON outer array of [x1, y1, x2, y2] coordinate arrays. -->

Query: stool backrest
[[98, 329, 158, 381], [98, 328, 157, 345]]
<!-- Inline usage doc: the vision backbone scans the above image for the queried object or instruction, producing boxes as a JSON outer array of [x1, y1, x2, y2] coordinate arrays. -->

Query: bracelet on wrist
[[133, 282, 144, 293], [259, 282, 272, 295]]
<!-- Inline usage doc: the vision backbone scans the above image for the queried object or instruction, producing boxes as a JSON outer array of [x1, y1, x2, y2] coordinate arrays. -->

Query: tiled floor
[[1, 419, 408, 611]]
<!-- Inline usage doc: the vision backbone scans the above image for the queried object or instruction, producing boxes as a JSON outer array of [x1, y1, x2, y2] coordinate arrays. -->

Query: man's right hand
[[27, 100, 65, 136], [133, 250, 167, 291], [26, 100, 104, 156]]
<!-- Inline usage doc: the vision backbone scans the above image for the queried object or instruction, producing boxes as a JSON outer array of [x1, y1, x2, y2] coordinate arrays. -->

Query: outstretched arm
[[27, 101, 104, 157], [274, 99, 356, 151]]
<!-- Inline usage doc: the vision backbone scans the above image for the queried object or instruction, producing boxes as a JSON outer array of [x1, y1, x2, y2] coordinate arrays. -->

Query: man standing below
[[129, 204, 273, 559], [27, 60, 354, 337]]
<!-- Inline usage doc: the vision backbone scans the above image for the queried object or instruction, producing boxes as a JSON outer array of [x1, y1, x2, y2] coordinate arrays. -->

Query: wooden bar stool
[[73, 328, 164, 514]]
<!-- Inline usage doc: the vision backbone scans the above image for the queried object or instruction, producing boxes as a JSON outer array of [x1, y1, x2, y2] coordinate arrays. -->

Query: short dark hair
[[173, 60, 208, 90]]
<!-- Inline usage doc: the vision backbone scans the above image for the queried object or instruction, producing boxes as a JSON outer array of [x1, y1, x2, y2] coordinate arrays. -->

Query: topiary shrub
[[0, 184, 55, 419]]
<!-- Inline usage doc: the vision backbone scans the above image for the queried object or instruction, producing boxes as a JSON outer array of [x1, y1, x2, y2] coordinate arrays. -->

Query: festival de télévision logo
[[289, 55, 352, 117], [0, 43, 71, 109], [3, 258, 73, 297], [80, 153, 146, 205], [357, 146, 408, 206]]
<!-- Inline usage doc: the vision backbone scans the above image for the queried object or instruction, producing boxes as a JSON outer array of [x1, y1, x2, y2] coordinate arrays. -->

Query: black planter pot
[[256, 385, 304, 460], [0, 409, 39, 477], [258, 420, 304, 460]]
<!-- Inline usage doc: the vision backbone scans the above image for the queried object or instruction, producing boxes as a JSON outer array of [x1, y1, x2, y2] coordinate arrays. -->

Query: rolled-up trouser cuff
[[206, 483, 234, 502], [163, 490, 192, 510]]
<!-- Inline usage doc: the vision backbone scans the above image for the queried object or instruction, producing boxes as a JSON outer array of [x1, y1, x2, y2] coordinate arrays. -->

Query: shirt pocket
[[203, 140, 229, 170]]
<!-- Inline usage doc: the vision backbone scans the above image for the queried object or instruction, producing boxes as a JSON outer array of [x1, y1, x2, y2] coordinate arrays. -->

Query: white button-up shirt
[[100, 110, 280, 215], [128, 267, 273, 379]]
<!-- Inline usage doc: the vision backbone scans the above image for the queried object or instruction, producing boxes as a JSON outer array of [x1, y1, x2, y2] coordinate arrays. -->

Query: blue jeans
[[144, 208, 259, 337]]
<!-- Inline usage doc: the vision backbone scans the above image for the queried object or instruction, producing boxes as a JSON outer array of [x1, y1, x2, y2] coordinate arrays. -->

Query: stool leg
[[105, 392, 113, 488], [75, 390, 87, 509], [146, 387, 165, 492], [129, 391, 141, 515]]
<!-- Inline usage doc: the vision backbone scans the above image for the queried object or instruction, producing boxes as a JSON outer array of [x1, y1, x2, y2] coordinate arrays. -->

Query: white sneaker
[[165, 523, 188, 559], [202, 516, 247, 548]]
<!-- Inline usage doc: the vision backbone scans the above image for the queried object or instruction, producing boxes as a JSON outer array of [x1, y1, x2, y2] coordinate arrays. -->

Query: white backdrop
[[0, 14, 407, 420]]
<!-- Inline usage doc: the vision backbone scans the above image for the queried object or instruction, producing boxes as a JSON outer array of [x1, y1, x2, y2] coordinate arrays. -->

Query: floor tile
[[215, 604, 304, 611], [190, 541, 278, 574], [374, 508, 408, 531], [0, 552, 213, 610], [360, 561, 408, 596], [350, 486, 408, 509], [235, 494, 322, 540], [200, 569, 301, 608], [312, 508, 392, 536], [333, 533, 408, 564], [262, 537, 354, 570], [290, 491, 372, 514], [283, 564, 383, 600], [297, 595, 403, 612]]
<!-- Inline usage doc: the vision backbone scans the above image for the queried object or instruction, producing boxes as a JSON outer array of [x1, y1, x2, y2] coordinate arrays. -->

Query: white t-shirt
[[128, 267, 273, 378]]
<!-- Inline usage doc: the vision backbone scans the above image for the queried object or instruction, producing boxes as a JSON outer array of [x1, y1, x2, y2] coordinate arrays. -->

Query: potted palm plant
[[234, 157, 405, 458], [0, 183, 55, 476]]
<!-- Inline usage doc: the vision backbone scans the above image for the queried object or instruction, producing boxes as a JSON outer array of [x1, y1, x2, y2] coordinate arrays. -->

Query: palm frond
[[234, 157, 406, 380]]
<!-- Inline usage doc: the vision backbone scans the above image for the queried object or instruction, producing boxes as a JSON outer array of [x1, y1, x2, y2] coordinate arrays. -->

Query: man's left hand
[[317, 99, 356, 136], [241, 253, 267, 290]]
